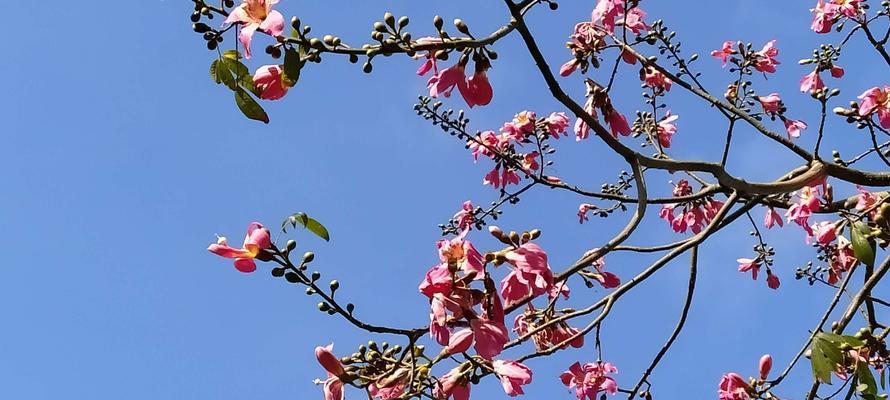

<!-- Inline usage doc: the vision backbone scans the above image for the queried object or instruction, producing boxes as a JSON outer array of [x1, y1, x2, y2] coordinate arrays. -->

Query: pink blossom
[[858, 86, 890, 129], [207, 222, 272, 273], [759, 354, 773, 380], [453, 201, 475, 231], [592, 0, 623, 33], [435, 368, 471, 400], [605, 109, 632, 137], [369, 379, 406, 400], [828, 237, 859, 284], [253, 65, 289, 100], [737, 258, 761, 280], [419, 264, 453, 298], [437, 236, 485, 277], [514, 313, 584, 350], [500, 243, 555, 307], [560, 361, 618, 400], [718, 373, 751, 400], [657, 111, 679, 148], [522, 152, 541, 173], [545, 112, 571, 139], [470, 318, 509, 359], [428, 64, 467, 99], [444, 328, 475, 355], [641, 67, 672, 91], [783, 118, 808, 139], [809, 221, 838, 245], [315, 345, 346, 378], [764, 207, 784, 229], [800, 71, 825, 94], [505, 111, 537, 138], [757, 93, 782, 114], [811, 0, 837, 34], [560, 60, 580, 77], [753, 40, 781, 74], [785, 186, 821, 233], [578, 204, 592, 224], [833, 0, 862, 18], [618, 8, 648, 35], [856, 186, 881, 218], [323, 376, 344, 400], [766, 271, 781, 290], [711, 41, 737, 67], [574, 98, 597, 141], [492, 360, 533, 396], [830, 65, 845, 78], [224, 0, 285, 59], [460, 70, 493, 108], [469, 131, 509, 161]]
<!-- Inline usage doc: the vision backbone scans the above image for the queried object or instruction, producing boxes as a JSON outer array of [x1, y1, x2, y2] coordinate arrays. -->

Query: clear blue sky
[[2, 1, 888, 399]]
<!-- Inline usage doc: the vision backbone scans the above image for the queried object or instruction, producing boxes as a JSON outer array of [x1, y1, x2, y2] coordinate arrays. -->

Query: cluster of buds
[[798, 44, 845, 96]]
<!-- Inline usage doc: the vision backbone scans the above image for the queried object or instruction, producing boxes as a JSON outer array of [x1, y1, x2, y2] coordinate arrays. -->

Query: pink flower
[[500, 243, 555, 306], [830, 65, 845, 78], [507, 111, 537, 138], [856, 186, 881, 218], [437, 236, 485, 277], [858, 86, 890, 129], [783, 118, 808, 139], [453, 201, 475, 231], [619, 8, 648, 35], [786, 186, 821, 234], [444, 328, 475, 355], [460, 70, 493, 108], [492, 360, 533, 397], [435, 367, 471, 400], [753, 40, 781, 74], [811, 0, 837, 34], [574, 98, 597, 141], [711, 41, 737, 67], [253, 65, 289, 100], [764, 207, 784, 229], [428, 64, 467, 99], [522, 152, 541, 173], [766, 271, 781, 290], [560, 361, 618, 400], [759, 354, 773, 380], [469, 131, 508, 161], [207, 222, 272, 273], [641, 67, 672, 91], [718, 373, 751, 400], [560, 60, 580, 77], [828, 237, 859, 284], [757, 93, 782, 114], [545, 112, 571, 139], [592, 0, 623, 33], [316, 344, 346, 378], [419, 264, 453, 298], [224, 0, 285, 59], [578, 204, 592, 224], [835, 0, 862, 17], [470, 318, 509, 359], [369, 379, 406, 400], [800, 71, 825, 94], [737, 258, 761, 280], [657, 111, 679, 148], [809, 221, 838, 245], [323, 376, 344, 400], [605, 109, 632, 137]]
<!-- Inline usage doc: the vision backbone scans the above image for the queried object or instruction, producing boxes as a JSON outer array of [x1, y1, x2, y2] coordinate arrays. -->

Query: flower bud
[[433, 15, 444, 30], [303, 252, 315, 262], [759, 354, 772, 380], [315, 345, 346, 377], [286, 240, 297, 251]]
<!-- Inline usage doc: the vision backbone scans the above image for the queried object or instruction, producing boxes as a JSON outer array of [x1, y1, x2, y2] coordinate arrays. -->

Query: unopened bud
[[286, 240, 297, 251], [453, 19, 469, 35], [303, 252, 315, 262]]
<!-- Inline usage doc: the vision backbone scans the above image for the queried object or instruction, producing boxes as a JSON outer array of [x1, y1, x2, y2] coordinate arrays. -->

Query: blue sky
[[2, 0, 888, 399]]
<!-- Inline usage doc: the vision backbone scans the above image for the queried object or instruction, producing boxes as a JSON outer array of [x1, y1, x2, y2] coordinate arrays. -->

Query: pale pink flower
[[578, 204, 592, 224], [757, 93, 782, 114], [718, 372, 752, 400], [785, 186, 821, 233], [545, 112, 571, 139], [657, 111, 679, 148], [574, 98, 597, 141], [858, 86, 890, 129], [619, 8, 648, 35], [764, 207, 784, 229], [492, 360, 533, 396], [800, 71, 825, 93], [811, 0, 837, 34], [468, 130, 508, 161], [828, 237, 859, 284], [207, 222, 272, 273], [453, 201, 475, 231], [253, 65, 289, 100], [641, 67, 672, 91], [437, 236, 485, 277], [737, 258, 761, 280], [418, 263, 453, 298], [315, 345, 346, 377], [711, 41, 737, 67], [855, 186, 881, 219], [783, 118, 808, 139], [833, 0, 862, 18], [369, 379, 406, 400], [521, 152, 541, 173], [224, 0, 285, 59], [560, 361, 618, 400], [759, 354, 773, 380], [592, 0, 623, 33], [753, 40, 781, 74], [434, 367, 471, 400]]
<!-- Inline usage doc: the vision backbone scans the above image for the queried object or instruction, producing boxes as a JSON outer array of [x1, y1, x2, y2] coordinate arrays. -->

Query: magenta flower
[[492, 360, 533, 397], [759, 354, 773, 380], [470, 318, 509, 360], [828, 237, 859, 284], [809, 221, 838, 245], [764, 207, 784, 229], [800, 71, 825, 93], [224, 0, 285, 59], [207, 222, 272, 273], [460, 70, 493, 108], [641, 67, 673, 90], [782, 118, 808, 139], [657, 111, 679, 148], [757, 93, 782, 114], [452, 201, 475, 231], [605, 109, 632, 137], [753, 40, 781, 73], [428, 64, 467, 99], [500, 243, 555, 307], [711, 41, 737, 66], [858, 86, 890, 129], [737, 258, 761, 280], [560, 361, 618, 400], [785, 186, 822, 233], [560, 60, 580, 77], [718, 373, 752, 400], [766, 271, 781, 290], [315, 344, 346, 378], [253, 65, 289, 100], [830, 65, 845, 78], [444, 328, 475, 355], [545, 112, 571, 139]]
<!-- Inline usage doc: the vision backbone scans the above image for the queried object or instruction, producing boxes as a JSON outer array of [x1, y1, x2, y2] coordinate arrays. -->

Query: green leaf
[[210, 59, 222, 84], [215, 58, 238, 90], [858, 361, 878, 396], [223, 49, 243, 60], [811, 333, 844, 384], [283, 48, 303, 87], [283, 212, 330, 242], [852, 222, 877, 268], [233, 87, 269, 124]]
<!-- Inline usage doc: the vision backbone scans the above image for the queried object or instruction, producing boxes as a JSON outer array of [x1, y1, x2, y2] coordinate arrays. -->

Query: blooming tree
[[192, 0, 890, 399]]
